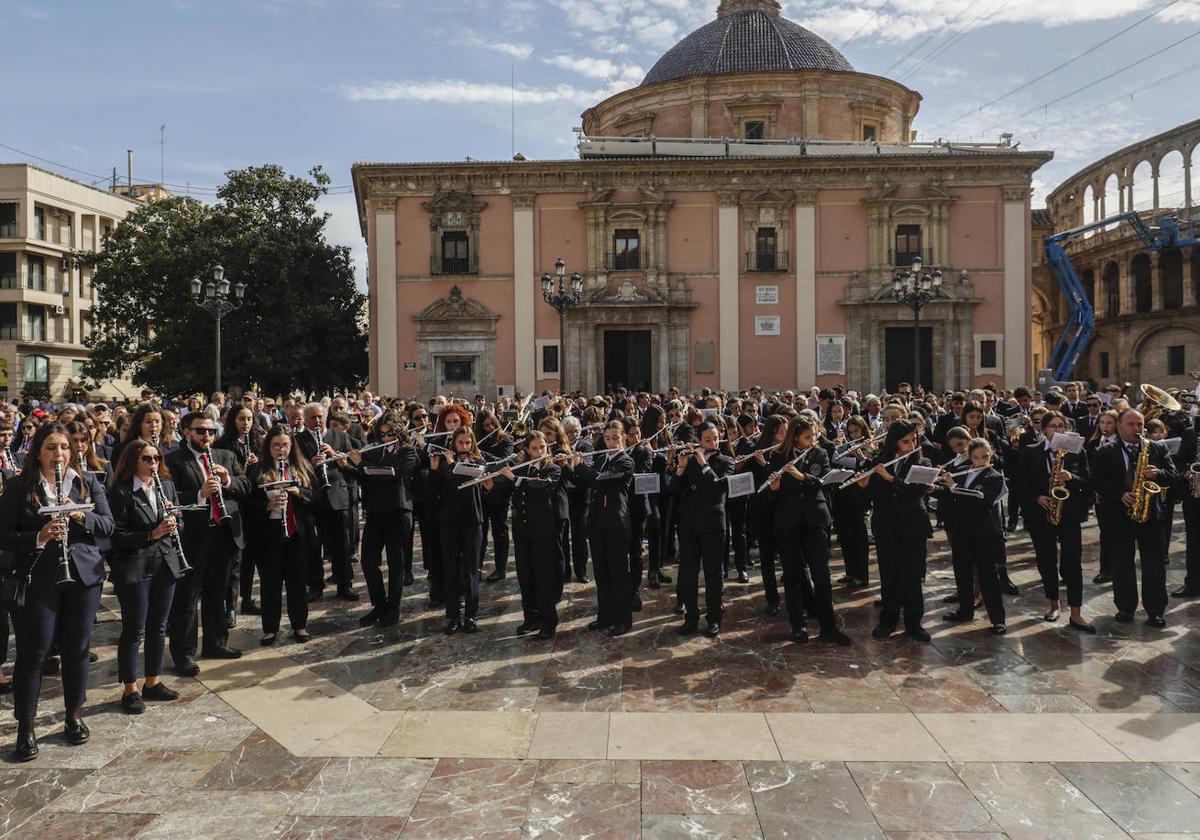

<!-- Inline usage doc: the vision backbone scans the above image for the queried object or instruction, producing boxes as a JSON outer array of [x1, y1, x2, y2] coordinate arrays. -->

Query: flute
[[833, 431, 887, 459], [733, 444, 776, 466], [458, 455, 552, 488], [756, 444, 819, 493], [837, 449, 917, 490]]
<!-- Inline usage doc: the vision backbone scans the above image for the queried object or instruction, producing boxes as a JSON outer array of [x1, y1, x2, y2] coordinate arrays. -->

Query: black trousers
[[678, 528, 724, 624], [414, 503, 443, 600], [258, 534, 310, 635], [479, 503, 510, 574], [309, 508, 351, 590], [1183, 495, 1200, 590], [1094, 503, 1112, 577], [775, 522, 836, 631], [13, 582, 101, 720], [554, 519, 569, 600], [565, 503, 589, 580], [590, 527, 632, 629], [750, 513, 780, 607], [1028, 517, 1084, 607], [514, 534, 559, 631], [361, 510, 412, 611], [115, 562, 177, 684], [226, 547, 250, 610], [874, 520, 926, 632], [629, 513, 646, 592], [644, 505, 662, 579], [948, 530, 1006, 624], [726, 499, 749, 574], [662, 497, 680, 564], [0, 604, 10, 666], [833, 503, 870, 583], [1109, 518, 1168, 616], [346, 488, 361, 561], [169, 532, 234, 661], [442, 523, 482, 620]]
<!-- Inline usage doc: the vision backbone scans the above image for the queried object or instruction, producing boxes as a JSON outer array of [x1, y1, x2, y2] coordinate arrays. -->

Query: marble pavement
[[2, 521, 1200, 838]]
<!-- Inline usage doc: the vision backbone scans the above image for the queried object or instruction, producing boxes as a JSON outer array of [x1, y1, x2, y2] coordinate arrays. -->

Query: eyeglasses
[[380, 431, 398, 439], [140, 454, 162, 464], [190, 427, 216, 436]]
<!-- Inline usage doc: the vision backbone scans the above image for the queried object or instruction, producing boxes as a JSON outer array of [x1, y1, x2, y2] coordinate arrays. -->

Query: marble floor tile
[[294, 757, 436, 818], [526, 712, 610, 759], [608, 713, 780, 761], [198, 731, 329, 791], [847, 762, 999, 833], [535, 759, 641, 785], [918, 713, 1129, 762], [380, 711, 537, 759], [401, 758, 536, 840], [641, 813, 765, 840], [882, 834, 1010, 839], [13, 811, 158, 839], [1055, 762, 1200, 834], [270, 815, 409, 839], [299, 710, 405, 758], [767, 713, 948, 762], [991, 693, 1095, 713], [954, 762, 1126, 840], [523, 782, 641, 839], [136, 812, 284, 839], [1159, 763, 1200, 796], [1076, 713, 1200, 762], [745, 760, 885, 840], [641, 760, 755, 815]]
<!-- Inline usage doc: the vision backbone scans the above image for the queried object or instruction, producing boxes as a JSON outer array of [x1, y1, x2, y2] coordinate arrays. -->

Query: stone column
[[795, 190, 818, 387], [717, 191, 740, 390], [1183, 248, 1196, 307], [513, 193, 536, 394], [371, 198, 398, 395], [1002, 187, 1030, 388]]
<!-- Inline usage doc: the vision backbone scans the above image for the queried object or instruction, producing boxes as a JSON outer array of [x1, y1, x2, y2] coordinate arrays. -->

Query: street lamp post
[[892, 257, 942, 391], [541, 258, 583, 395], [189, 265, 246, 393]]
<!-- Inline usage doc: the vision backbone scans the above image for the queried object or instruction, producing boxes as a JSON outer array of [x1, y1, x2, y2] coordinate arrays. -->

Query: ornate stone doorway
[[412, 286, 499, 400]]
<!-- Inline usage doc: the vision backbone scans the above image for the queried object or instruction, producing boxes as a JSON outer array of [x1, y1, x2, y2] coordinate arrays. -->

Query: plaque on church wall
[[696, 341, 715, 374], [404, 361, 417, 371], [755, 315, 781, 336], [755, 285, 778, 305], [816, 335, 846, 375]]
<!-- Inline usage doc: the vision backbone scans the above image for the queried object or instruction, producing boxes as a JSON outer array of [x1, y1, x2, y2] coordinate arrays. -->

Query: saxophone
[[1047, 449, 1070, 526], [1130, 436, 1165, 525]]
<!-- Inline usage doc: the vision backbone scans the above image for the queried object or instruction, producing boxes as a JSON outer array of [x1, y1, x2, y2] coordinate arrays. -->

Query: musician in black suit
[[668, 421, 734, 638], [739, 414, 788, 614], [560, 417, 592, 585], [1091, 409, 1178, 627], [296, 403, 358, 603], [477, 411, 514, 583], [1061, 383, 1091, 427], [165, 411, 251, 675], [347, 412, 416, 627], [108, 439, 185, 714], [429, 428, 485, 634], [573, 421, 636, 637], [623, 417, 653, 611], [1019, 411, 1094, 632], [216, 403, 263, 622], [1173, 424, 1199, 598], [1074, 395, 1104, 443], [0, 422, 115, 761], [768, 416, 851, 645]]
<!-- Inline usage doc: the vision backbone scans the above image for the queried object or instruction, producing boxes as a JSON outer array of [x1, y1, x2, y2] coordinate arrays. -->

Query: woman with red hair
[[433, 404, 473, 435]]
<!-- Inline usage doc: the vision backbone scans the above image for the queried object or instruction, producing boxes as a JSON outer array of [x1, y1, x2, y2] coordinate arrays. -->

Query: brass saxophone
[[1130, 436, 1164, 525], [1048, 449, 1070, 526], [1188, 461, 1200, 500]]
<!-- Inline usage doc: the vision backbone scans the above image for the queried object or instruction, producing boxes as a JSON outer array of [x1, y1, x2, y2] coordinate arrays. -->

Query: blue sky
[[5, 0, 1198, 287]]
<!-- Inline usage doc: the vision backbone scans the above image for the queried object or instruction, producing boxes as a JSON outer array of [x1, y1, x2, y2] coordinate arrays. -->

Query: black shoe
[[676, 619, 699, 636], [872, 624, 895, 639], [941, 594, 959, 604], [379, 609, 400, 627], [1000, 578, 1019, 596], [485, 570, 505, 583], [818, 627, 852, 646], [837, 575, 851, 584], [943, 611, 973, 623], [608, 624, 630, 637], [1114, 611, 1134, 623], [444, 619, 462, 635], [64, 717, 90, 746], [765, 601, 781, 617], [1171, 586, 1200, 598], [587, 620, 610, 632], [904, 627, 932, 643], [632, 594, 643, 613], [174, 658, 200, 677], [657, 572, 672, 584], [536, 628, 555, 640], [306, 587, 323, 603], [1147, 614, 1167, 628], [12, 726, 36, 762], [326, 574, 337, 584], [1043, 609, 1061, 623], [1093, 573, 1112, 585], [462, 618, 479, 634], [201, 645, 242, 660], [575, 575, 589, 584], [241, 600, 262, 616], [647, 575, 661, 590], [989, 624, 1007, 635], [225, 609, 237, 629], [403, 572, 415, 587], [791, 627, 809, 643], [672, 601, 685, 616], [704, 622, 721, 638], [44, 656, 60, 675], [88, 651, 98, 664], [1069, 619, 1097, 634], [121, 692, 145, 715], [336, 586, 359, 602], [737, 570, 750, 584], [846, 578, 869, 590], [142, 683, 179, 701], [516, 622, 538, 636], [358, 608, 383, 627], [260, 633, 277, 646]]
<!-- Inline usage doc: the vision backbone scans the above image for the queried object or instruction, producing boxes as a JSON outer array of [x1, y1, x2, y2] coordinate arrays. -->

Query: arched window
[[1160, 249, 1183, 309], [1103, 261, 1120, 318], [1132, 253, 1152, 313]]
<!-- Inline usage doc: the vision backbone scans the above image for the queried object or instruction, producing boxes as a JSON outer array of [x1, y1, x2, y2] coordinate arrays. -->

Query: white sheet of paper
[[1049, 432, 1086, 454], [363, 467, 395, 476], [821, 469, 855, 486], [452, 461, 485, 479], [633, 473, 660, 495], [531, 396, 550, 411], [905, 465, 940, 486], [726, 471, 756, 499], [1164, 437, 1182, 455]]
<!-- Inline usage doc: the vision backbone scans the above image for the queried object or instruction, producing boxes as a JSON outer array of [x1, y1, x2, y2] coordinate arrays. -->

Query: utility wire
[[602, 0, 636, 98], [897, 0, 1006, 83], [881, 0, 975, 77]]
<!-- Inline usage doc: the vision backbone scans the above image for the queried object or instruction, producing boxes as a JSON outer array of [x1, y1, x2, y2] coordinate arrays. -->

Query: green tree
[[76, 165, 367, 396]]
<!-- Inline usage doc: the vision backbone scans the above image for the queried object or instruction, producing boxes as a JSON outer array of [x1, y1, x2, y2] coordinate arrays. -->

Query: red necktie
[[282, 464, 296, 537], [201, 455, 220, 525]]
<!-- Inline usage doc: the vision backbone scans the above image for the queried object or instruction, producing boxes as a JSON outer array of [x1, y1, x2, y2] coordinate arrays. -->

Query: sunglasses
[[190, 427, 216, 436], [380, 431, 398, 439], [140, 454, 162, 464]]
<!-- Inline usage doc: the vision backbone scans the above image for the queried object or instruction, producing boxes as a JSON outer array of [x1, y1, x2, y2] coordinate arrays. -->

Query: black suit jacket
[[937, 468, 1006, 539], [244, 462, 317, 547], [1091, 438, 1178, 524], [165, 446, 251, 551], [349, 444, 417, 514], [573, 451, 634, 531], [769, 446, 832, 530], [296, 428, 354, 512], [668, 451, 733, 535], [1018, 443, 1092, 524], [504, 464, 563, 542], [108, 479, 185, 586]]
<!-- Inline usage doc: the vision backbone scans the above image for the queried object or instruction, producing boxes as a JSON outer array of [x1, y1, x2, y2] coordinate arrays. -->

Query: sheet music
[[726, 471, 755, 499], [633, 473, 660, 495], [821, 469, 855, 486], [904, 465, 940, 486], [1049, 432, 1085, 454], [363, 467, 395, 476], [1164, 437, 1182, 455], [833, 456, 859, 469], [451, 462, 485, 479]]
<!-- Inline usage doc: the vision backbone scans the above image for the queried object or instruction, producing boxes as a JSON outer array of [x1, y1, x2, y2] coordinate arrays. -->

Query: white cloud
[[489, 41, 536, 60], [542, 54, 644, 86], [341, 78, 601, 105], [318, 192, 368, 291]]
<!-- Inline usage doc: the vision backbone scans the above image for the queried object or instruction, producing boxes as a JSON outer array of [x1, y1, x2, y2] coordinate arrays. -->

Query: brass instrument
[[1006, 414, 1031, 448], [1189, 461, 1200, 500], [1130, 435, 1165, 524], [1138, 383, 1181, 422], [1047, 449, 1070, 526]]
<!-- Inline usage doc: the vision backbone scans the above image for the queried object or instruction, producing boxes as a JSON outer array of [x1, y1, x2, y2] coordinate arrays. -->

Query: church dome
[[642, 0, 853, 87]]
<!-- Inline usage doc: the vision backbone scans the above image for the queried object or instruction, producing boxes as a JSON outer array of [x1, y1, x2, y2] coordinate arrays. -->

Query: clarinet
[[314, 426, 331, 489], [53, 460, 76, 587], [151, 469, 193, 574], [278, 458, 291, 538], [199, 451, 230, 521]]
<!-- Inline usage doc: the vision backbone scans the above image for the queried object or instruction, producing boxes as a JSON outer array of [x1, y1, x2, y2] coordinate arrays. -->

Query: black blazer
[[481, 438, 515, 510], [108, 478, 185, 586], [243, 462, 317, 546], [503, 463, 562, 543], [549, 444, 572, 521], [668, 450, 733, 535], [165, 446, 252, 551], [295, 427, 354, 512], [0, 471, 115, 590], [627, 444, 654, 520], [769, 446, 833, 530], [574, 451, 634, 531], [1092, 438, 1178, 524], [868, 453, 934, 538], [1018, 443, 1092, 524], [429, 458, 484, 527], [349, 444, 417, 514], [936, 468, 1005, 539]]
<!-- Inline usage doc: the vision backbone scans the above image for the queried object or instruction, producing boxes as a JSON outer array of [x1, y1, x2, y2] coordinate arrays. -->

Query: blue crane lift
[[1043, 211, 1200, 382]]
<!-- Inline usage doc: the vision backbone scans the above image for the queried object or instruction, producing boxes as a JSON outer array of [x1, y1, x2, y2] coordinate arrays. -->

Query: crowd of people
[[0, 377, 1195, 763]]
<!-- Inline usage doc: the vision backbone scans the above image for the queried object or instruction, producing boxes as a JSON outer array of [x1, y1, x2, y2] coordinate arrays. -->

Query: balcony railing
[[605, 251, 648, 272], [0, 223, 17, 238], [890, 247, 934, 269], [430, 252, 479, 276], [746, 251, 790, 272], [0, 325, 17, 341], [0, 272, 63, 295]]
